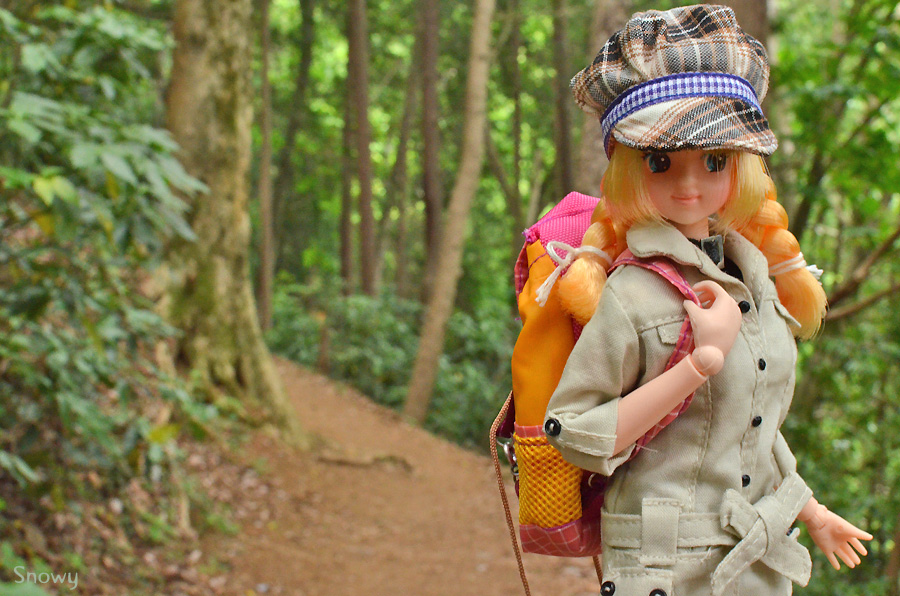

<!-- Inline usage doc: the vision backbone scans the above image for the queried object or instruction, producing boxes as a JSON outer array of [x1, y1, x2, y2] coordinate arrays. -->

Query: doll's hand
[[802, 502, 873, 570], [683, 281, 742, 376]]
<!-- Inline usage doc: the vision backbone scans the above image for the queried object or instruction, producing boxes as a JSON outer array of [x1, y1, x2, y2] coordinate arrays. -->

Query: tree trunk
[[272, 0, 315, 272], [575, 0, 631, 196], [386, 56, 418, 297], [161, 0, 303, 440], [255, 0, 274, 331], [340, 82, 355, 295], [887, 509, 900, 595], [507, 0, 525, 261], [347, 0, 377, 296], [552, 0, 574, 196], [403, 0, 497, 423], [420, 0, 443, 300], [722, 0, 768, 48]]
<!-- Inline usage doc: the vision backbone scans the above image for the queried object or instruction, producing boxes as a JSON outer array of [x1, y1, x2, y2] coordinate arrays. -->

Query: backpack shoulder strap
[[609, 249, 699, 305], [608, 250, 701, 457]]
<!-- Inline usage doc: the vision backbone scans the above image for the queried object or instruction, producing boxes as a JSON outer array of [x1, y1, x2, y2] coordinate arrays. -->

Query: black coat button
[[600, 581, 616, 595], [544, 418, 562, 437], [752, 415, 763, 427], [742, 474, 751, 487], [739, 300, 751, 313], [650, 590, 667, 596], [758, 358, 767, 370]]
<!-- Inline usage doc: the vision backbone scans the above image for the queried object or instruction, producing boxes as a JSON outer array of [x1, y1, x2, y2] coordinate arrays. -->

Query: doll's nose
[[672, 168, 701, 198]]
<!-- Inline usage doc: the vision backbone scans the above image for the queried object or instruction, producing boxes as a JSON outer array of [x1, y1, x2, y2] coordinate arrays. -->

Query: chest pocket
[[656, 319, 688, 345]]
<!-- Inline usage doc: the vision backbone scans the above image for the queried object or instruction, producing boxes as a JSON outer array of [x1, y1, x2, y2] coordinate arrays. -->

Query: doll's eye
[[705, 153, 728, 172], [645, 152, 671, 173]]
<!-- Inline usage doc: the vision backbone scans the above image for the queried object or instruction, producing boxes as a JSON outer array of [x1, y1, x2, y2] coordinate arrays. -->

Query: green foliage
[[0, 583, 53, 596], [0, 6, 211, 495], [265, 275, 515, 448], [765, 5, 900, 592]]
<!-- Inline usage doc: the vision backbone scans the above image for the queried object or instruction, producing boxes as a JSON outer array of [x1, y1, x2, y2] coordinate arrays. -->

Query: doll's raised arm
[[613, 280, 742, 453], [546, 279, 742, 471]]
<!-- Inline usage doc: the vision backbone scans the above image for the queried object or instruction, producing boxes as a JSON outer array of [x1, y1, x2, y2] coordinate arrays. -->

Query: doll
[[542, 5, 872, 595]]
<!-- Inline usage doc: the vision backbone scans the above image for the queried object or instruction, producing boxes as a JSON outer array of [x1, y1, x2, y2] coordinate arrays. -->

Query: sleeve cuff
[[546, 398, 635, 476]]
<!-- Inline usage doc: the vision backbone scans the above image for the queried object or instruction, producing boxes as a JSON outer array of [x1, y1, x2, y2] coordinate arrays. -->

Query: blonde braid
[[737, 189, 827, 339], [558, 199, 626, 326]]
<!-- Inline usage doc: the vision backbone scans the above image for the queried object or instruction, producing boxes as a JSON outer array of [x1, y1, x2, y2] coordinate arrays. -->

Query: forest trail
[[203, 356, 602, 596]]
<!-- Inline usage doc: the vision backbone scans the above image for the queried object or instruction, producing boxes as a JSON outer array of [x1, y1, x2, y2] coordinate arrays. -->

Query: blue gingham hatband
[[601, 72, 761, 154]]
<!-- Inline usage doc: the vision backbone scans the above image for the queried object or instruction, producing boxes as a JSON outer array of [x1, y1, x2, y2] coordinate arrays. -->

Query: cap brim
[[609, 96, 777, 156]]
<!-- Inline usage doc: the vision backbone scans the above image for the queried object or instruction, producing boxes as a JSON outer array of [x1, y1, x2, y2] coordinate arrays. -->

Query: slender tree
[[404, 0, 497, 423], [420, 0, 444, 299], [383, 53, 419, 296], [255, 0, 275, 331], [160, 0, 303, 438], [340, 81, 355, 294], [552, 0, 574, 195], [272, 0, 315, 270], [575, 0, 631, 196], [347, 0, 377, 296]]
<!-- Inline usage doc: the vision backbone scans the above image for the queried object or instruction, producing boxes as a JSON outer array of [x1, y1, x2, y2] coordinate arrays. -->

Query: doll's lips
[[672, 195, 701, 204]]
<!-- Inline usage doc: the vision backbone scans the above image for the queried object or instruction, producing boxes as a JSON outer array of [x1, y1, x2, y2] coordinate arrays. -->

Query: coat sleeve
[[545, 283, 642, 476]]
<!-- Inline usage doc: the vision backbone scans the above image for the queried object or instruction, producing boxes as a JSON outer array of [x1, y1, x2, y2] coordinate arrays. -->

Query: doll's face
[[642, 149, 733, 239]]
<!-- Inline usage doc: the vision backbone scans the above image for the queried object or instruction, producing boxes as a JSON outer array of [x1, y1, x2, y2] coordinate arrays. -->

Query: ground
[[200, 356, 604, 596]]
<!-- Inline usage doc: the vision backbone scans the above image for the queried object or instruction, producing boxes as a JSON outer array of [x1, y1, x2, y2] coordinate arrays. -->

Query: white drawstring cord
[[535, 241, 612, 307], [768, 253, 823, 280]]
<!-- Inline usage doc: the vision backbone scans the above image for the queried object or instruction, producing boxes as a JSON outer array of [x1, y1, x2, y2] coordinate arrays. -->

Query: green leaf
[[31, 176, 76, 205], [7, 119, 41, 144], [32, 178, 55, 206], [100, 152, 138, 186], [0, 166, 34, 189], [147, 423, 180, 445], [20, 44, 54, 74], [69, 143, 98, 169], [0, 451, 40, 484], [50, 176, 77, 203], [98, 76, 116, 100]]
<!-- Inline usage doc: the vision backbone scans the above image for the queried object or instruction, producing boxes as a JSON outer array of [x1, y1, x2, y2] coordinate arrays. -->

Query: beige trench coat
[[546, 221, 814, 596]]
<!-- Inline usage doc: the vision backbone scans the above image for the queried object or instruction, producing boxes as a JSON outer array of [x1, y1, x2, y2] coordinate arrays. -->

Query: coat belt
[[601, 472, 813, 594], [712, 472, 813, 595]]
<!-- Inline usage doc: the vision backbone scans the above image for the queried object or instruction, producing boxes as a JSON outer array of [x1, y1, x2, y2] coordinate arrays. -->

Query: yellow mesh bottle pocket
[[514, 430, 583, 528]]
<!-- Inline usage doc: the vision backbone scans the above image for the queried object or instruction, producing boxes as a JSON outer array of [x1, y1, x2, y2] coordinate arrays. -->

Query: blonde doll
[[542, 5, 871, 595]]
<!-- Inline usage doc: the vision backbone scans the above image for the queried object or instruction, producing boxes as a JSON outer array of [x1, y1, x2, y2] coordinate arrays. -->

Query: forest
[[1, 0, 900, 594]]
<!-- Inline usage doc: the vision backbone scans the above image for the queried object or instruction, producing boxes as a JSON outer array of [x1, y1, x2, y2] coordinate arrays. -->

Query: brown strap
[[593, 555, 603, 584], [490, 392, 531, 596]]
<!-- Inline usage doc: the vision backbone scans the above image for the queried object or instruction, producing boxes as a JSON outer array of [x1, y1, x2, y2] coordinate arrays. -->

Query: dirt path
[[205, 357, 603, 596]]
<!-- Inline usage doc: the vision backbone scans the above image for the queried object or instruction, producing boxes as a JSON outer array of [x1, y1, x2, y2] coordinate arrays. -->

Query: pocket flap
[[656, 320, 687, 345]]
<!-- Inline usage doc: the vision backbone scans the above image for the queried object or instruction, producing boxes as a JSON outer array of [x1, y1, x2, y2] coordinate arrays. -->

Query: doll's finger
[[825, 551, 841, 570], [850, 537, 869, 556], [683, 300, 704, 322], [840, 548, 859, 568], [692, 280, 722, 303], [839, 544, 861, 567], [853, 528, 874, 541]]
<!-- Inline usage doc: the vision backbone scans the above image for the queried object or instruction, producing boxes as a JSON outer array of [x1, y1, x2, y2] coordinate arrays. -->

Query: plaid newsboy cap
[[572, 4, 777, 157]]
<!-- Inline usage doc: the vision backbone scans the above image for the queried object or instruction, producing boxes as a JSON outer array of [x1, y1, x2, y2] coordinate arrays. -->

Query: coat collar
[[625, 220, 777, 302]]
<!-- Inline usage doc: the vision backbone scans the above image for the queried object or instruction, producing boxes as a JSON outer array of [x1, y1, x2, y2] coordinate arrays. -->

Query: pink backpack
[[490, 192, 700, 593]]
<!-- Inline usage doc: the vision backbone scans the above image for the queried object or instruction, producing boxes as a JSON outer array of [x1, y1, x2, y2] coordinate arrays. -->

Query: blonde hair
[[559, 145, 827, 338]]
